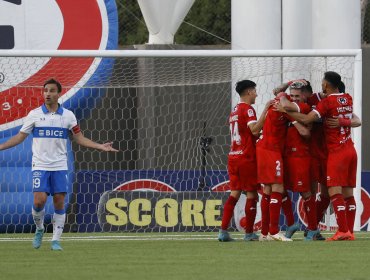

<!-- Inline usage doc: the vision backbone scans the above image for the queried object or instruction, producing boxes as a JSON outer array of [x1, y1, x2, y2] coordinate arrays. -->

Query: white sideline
[[0, 232, 369, 242]]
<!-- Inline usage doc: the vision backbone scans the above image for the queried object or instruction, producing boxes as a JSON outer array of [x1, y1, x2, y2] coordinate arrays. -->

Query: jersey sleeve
[[67, 111, 79, 132], [20, 111, 35, 134], [246, 107, 257, 125], [313, 99, 327, 119], [298, 102, 311, 114]]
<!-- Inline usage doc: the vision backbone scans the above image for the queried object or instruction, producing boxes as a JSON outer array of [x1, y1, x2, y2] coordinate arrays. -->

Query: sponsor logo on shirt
[[337, 106, 352, 113], [33, 127, 68, 139]]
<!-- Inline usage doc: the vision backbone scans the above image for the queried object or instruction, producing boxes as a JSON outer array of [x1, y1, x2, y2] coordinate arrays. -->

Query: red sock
[[330, 194, 349, 233], [316, 194, 330, 225], [261, 193, 270, 236], [303, 195, 317, 231], [221, 196, 238, 230], [245, 197, 258, 233], [282, 194, 294, 226], [269, 192, 283, 235], [345, 196, 356, 233]]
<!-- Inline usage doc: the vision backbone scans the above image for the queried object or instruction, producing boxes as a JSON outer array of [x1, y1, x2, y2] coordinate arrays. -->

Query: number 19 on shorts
[[33, 177, 41, 189]]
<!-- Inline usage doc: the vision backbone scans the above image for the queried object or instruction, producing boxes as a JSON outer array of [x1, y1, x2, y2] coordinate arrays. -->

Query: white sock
[[32, 208, 45, 230], [52, 213, 66, 241]]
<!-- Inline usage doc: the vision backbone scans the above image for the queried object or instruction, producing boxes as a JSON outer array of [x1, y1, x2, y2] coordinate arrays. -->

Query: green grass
[[0, 232, 369, 280]]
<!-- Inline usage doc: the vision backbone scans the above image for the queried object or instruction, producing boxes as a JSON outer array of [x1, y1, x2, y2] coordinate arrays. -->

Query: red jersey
[[307, 93, 327, 159], [228, 102, 258, 160], [314, 93, 354, 152], [284, 102, 311, 157], [257, 101, 289, 153]]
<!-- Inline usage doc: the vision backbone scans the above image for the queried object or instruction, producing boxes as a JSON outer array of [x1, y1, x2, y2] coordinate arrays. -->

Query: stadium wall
[[65, 170, 370, 233]]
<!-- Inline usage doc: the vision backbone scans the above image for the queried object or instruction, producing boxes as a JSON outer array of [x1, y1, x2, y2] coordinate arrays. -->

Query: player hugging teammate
[[219, 71, 361, 242]]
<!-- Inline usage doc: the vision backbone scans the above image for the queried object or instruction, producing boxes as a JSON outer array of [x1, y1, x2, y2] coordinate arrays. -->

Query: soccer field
[[0, 232, 369, 280]]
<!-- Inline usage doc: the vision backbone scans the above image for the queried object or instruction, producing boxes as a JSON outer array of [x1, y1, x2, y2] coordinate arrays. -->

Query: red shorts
[[227, 158, 258, 191], [310, 156, 327, 185], [256, 147, 284, 184], [326, 145, 357, 187], [284, 156, 311, 192]]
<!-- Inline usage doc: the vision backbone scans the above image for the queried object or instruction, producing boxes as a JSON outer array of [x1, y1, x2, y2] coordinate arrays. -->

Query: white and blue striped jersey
[[20, 104, 78, 171]]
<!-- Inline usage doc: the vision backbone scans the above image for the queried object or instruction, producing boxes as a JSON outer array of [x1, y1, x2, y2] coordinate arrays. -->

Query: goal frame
[[0, 49, 363, 231]]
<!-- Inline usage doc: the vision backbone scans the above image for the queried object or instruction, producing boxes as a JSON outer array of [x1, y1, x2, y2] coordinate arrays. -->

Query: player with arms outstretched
[[0, 79, 118, 250], [218, 80, 272, 242]]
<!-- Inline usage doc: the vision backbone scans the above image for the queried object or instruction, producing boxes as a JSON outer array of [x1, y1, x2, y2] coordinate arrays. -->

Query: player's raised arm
[[272, 81, 291, 96], [279, 94, 300, 112], [0, 131, 28, 151], [272, 79, 308, 96], [248, 99, 274, 136]]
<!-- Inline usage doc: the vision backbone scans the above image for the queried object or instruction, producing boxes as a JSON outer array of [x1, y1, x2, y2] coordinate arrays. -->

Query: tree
[[175, 0, 231, 45], [116, 0, 230, 46]]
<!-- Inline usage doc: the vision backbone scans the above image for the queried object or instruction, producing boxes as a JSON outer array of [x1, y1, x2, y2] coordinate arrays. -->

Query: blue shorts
[[32, 170, 68, 195]]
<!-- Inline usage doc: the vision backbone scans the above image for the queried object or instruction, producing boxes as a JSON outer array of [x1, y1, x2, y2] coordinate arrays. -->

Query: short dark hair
[[302, 80, 313, 94], [338, 81, 346, 93], [235, 80, 256, 95], [324, 71, 341, 89], [44, 78, 62, 93]]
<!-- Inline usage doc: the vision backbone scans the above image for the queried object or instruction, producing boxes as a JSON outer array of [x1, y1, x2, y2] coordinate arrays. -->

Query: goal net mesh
[[0, 53, 356, 233]]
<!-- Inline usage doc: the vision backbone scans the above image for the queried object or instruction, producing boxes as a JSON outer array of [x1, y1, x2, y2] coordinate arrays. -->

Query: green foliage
[[116, 0, 148, 46], [175, 0, 231, 45], [116, 0, 230, 46]]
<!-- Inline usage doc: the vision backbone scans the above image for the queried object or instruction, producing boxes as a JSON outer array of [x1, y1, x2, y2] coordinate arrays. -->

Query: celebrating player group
[[219, 71, 361, 242]]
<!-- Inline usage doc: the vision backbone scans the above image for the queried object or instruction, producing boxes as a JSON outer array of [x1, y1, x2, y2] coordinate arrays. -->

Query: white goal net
[[0, 49, 362, 233]]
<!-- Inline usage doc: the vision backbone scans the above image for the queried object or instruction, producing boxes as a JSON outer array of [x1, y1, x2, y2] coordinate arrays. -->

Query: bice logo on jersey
[[337, 97, 348, 105]]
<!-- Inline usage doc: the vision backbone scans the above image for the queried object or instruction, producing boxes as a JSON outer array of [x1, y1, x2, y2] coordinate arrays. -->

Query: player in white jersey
[[0, 79, 118, 251]]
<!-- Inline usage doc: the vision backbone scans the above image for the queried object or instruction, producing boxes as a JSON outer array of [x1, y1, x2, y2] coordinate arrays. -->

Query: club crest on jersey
[[247, 109, 254, 117], [337, 97, 348, 105]]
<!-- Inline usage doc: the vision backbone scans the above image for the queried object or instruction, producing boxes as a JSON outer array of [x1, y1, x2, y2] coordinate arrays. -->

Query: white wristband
[[292, 121, 297, 125]]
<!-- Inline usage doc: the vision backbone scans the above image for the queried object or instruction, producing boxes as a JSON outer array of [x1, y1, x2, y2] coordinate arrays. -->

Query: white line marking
[[0, 232, 368, 242]]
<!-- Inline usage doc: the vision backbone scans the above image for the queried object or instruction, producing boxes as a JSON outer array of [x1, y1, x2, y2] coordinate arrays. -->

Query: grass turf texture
[[0, 232, 369, 280]]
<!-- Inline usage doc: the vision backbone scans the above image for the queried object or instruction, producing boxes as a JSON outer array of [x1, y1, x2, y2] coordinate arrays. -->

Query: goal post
[[0, 49, 363, 233]]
